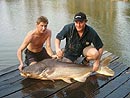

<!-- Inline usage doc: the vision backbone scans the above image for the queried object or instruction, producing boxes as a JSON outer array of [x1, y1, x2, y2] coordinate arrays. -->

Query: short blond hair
[[36, 16, 48, 24]]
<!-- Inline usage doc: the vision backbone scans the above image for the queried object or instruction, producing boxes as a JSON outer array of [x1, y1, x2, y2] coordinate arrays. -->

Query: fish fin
[[96, 66, 114, 76], [62, 78, 72, 83], [40, 71, 55, 82], [100, 57, 112, 66], [20, 72, 26, 77], [73, 72, 91, 82], [20, 72, 31, 78], [49, 79, 55, 82]]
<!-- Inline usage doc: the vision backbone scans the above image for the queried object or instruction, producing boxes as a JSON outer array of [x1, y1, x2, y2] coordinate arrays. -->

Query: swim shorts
[[24, 47, 51, 65]]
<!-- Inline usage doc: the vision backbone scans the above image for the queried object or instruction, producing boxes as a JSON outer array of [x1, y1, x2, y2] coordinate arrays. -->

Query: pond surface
[[0, 0, 130, 70]]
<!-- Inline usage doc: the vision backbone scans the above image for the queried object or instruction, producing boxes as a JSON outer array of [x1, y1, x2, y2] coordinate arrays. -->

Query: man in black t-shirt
[[55, 12, 103, 71]]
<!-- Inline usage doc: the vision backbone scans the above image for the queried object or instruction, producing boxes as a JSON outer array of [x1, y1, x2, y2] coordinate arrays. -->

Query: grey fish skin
[[20, 57, 114, 83]]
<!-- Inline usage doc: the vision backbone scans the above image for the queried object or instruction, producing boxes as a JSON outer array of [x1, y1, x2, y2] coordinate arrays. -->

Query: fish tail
[[100, 56, 112, 66]]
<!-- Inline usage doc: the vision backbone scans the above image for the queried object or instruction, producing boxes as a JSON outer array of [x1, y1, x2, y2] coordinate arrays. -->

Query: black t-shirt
[[56, 23, 103, 62]]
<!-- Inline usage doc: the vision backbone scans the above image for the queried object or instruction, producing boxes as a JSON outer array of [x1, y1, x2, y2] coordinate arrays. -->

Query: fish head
[[20, 61, 55, 80]]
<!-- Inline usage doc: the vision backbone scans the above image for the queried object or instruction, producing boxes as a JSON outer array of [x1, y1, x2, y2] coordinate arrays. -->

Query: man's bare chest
[[31, 35, 48, 45]]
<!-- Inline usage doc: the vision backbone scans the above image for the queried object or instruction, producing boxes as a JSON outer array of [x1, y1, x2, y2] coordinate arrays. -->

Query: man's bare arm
[[45, 31, 54, 56], [17, 33, 32, 70]]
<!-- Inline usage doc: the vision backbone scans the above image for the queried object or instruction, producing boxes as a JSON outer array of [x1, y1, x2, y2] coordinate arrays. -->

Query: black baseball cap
[[74, 12, 87, 22]]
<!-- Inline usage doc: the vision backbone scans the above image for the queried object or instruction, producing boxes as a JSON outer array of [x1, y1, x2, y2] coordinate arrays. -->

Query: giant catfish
[[20, 57, 114, 83]]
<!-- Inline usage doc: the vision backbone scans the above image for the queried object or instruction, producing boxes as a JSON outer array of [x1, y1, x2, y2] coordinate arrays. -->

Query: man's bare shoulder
[[27, 30, 36, 36], [23, 30, 36, 41], [45, 29, 52, 36], [26, 30, 38, 38], [46, 29, 51, 33]]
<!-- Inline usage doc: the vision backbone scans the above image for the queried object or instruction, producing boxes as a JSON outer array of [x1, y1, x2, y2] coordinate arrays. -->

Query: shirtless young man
[[17, 16, 56, 71]]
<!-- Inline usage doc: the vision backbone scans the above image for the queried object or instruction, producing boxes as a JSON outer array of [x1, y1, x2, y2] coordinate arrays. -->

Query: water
[[0, 0, 130, 70]]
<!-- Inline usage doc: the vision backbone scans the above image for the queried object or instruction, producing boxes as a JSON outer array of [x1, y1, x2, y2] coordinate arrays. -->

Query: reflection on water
[[21, 76, 100, 98], [21, 78, 69, 98], [49, 75, 108, 98], [0, 0, 130, 70]]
